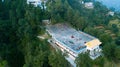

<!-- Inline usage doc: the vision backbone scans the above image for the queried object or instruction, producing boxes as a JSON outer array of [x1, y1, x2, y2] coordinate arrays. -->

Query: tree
[[115, 37, 120, 46], [99, 33, 112, 46], [23, 39, 50, 67], [0, 60, 8, 67], [111, 24, 119, 33], [103, 43, 117, 61], [93, 56, 105, 67], [84, 27, 103, 38], [48, 50, 70, 67], [75, 53, 93, 67], [65, 7, 74, 22], [114, 47, 120, 62]]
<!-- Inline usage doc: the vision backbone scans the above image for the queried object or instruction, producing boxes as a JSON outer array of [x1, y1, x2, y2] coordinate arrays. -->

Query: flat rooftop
[[46, 23, 96, 53]]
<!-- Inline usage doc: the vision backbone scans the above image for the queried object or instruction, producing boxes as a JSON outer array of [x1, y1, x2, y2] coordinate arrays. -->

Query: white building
[[84, 2, 94, 9], [27, 0, 47, 8], [27, 0, 41, 7], [46, 23, 102, 66], [108, 11, 114, 16]]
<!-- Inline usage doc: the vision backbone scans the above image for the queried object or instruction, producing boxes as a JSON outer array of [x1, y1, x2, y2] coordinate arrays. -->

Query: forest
[[0, 0, 120, 67]]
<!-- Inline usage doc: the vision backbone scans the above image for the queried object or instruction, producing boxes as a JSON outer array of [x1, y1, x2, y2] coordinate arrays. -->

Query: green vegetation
[[0, 0, 120, 67], [48, 50, 70, 67], [75, 53, 93, 67]]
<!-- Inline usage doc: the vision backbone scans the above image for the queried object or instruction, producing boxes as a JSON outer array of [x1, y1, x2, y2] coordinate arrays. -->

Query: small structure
[[79, 1, 84, 4], [84, 2, 94, 9], [46, 23, 102, 66], [107, 11, 115, 16], [37, 36, 45, 40], [27, 0, 47, 8], [42, 19, 51, 25], [27, 0, 41, 7], [37, 33, 49, 40]]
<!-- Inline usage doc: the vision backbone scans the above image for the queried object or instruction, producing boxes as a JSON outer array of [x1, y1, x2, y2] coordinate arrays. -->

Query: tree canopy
[[0, 0, 120, 67]]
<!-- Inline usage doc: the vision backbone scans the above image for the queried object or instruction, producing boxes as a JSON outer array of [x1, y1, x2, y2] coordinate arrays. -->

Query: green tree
[[0, 60, 8, 67], [65, 7, 74, 22], [49, 50, 70, 67], [99, 33, 112, 46], [23, 39, 50, 67], [114, 47, 120, 62], [75, 53, 93, 67], [93, 56, 105, 67], [115, 37, 120, 45], [103, 43, 116, 61]]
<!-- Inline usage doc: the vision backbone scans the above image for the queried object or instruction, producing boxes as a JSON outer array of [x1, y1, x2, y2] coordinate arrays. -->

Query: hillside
[[0, 0, 120, 67]]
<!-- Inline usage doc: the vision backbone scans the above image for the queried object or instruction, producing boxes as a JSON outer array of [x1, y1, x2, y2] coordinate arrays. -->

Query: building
[[79, 1, 84, 4], [42, 19, 51, 25], [27, 0, 47, 8], [27, 0, 41, 7], [84, 2, 94, 9], [107, 11, 115, 16], [46, 23, 102, 66]]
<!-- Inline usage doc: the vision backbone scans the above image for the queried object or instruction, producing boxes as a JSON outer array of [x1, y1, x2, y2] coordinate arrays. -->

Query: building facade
[[46, 23, 102, 66]]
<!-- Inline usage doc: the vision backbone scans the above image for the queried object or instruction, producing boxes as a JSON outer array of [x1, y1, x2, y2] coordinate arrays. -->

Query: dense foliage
[[0, 0, 120, 67]]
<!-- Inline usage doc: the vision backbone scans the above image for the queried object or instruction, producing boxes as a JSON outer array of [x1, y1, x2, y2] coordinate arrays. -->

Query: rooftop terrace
[[46, 23, 96, 53]]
